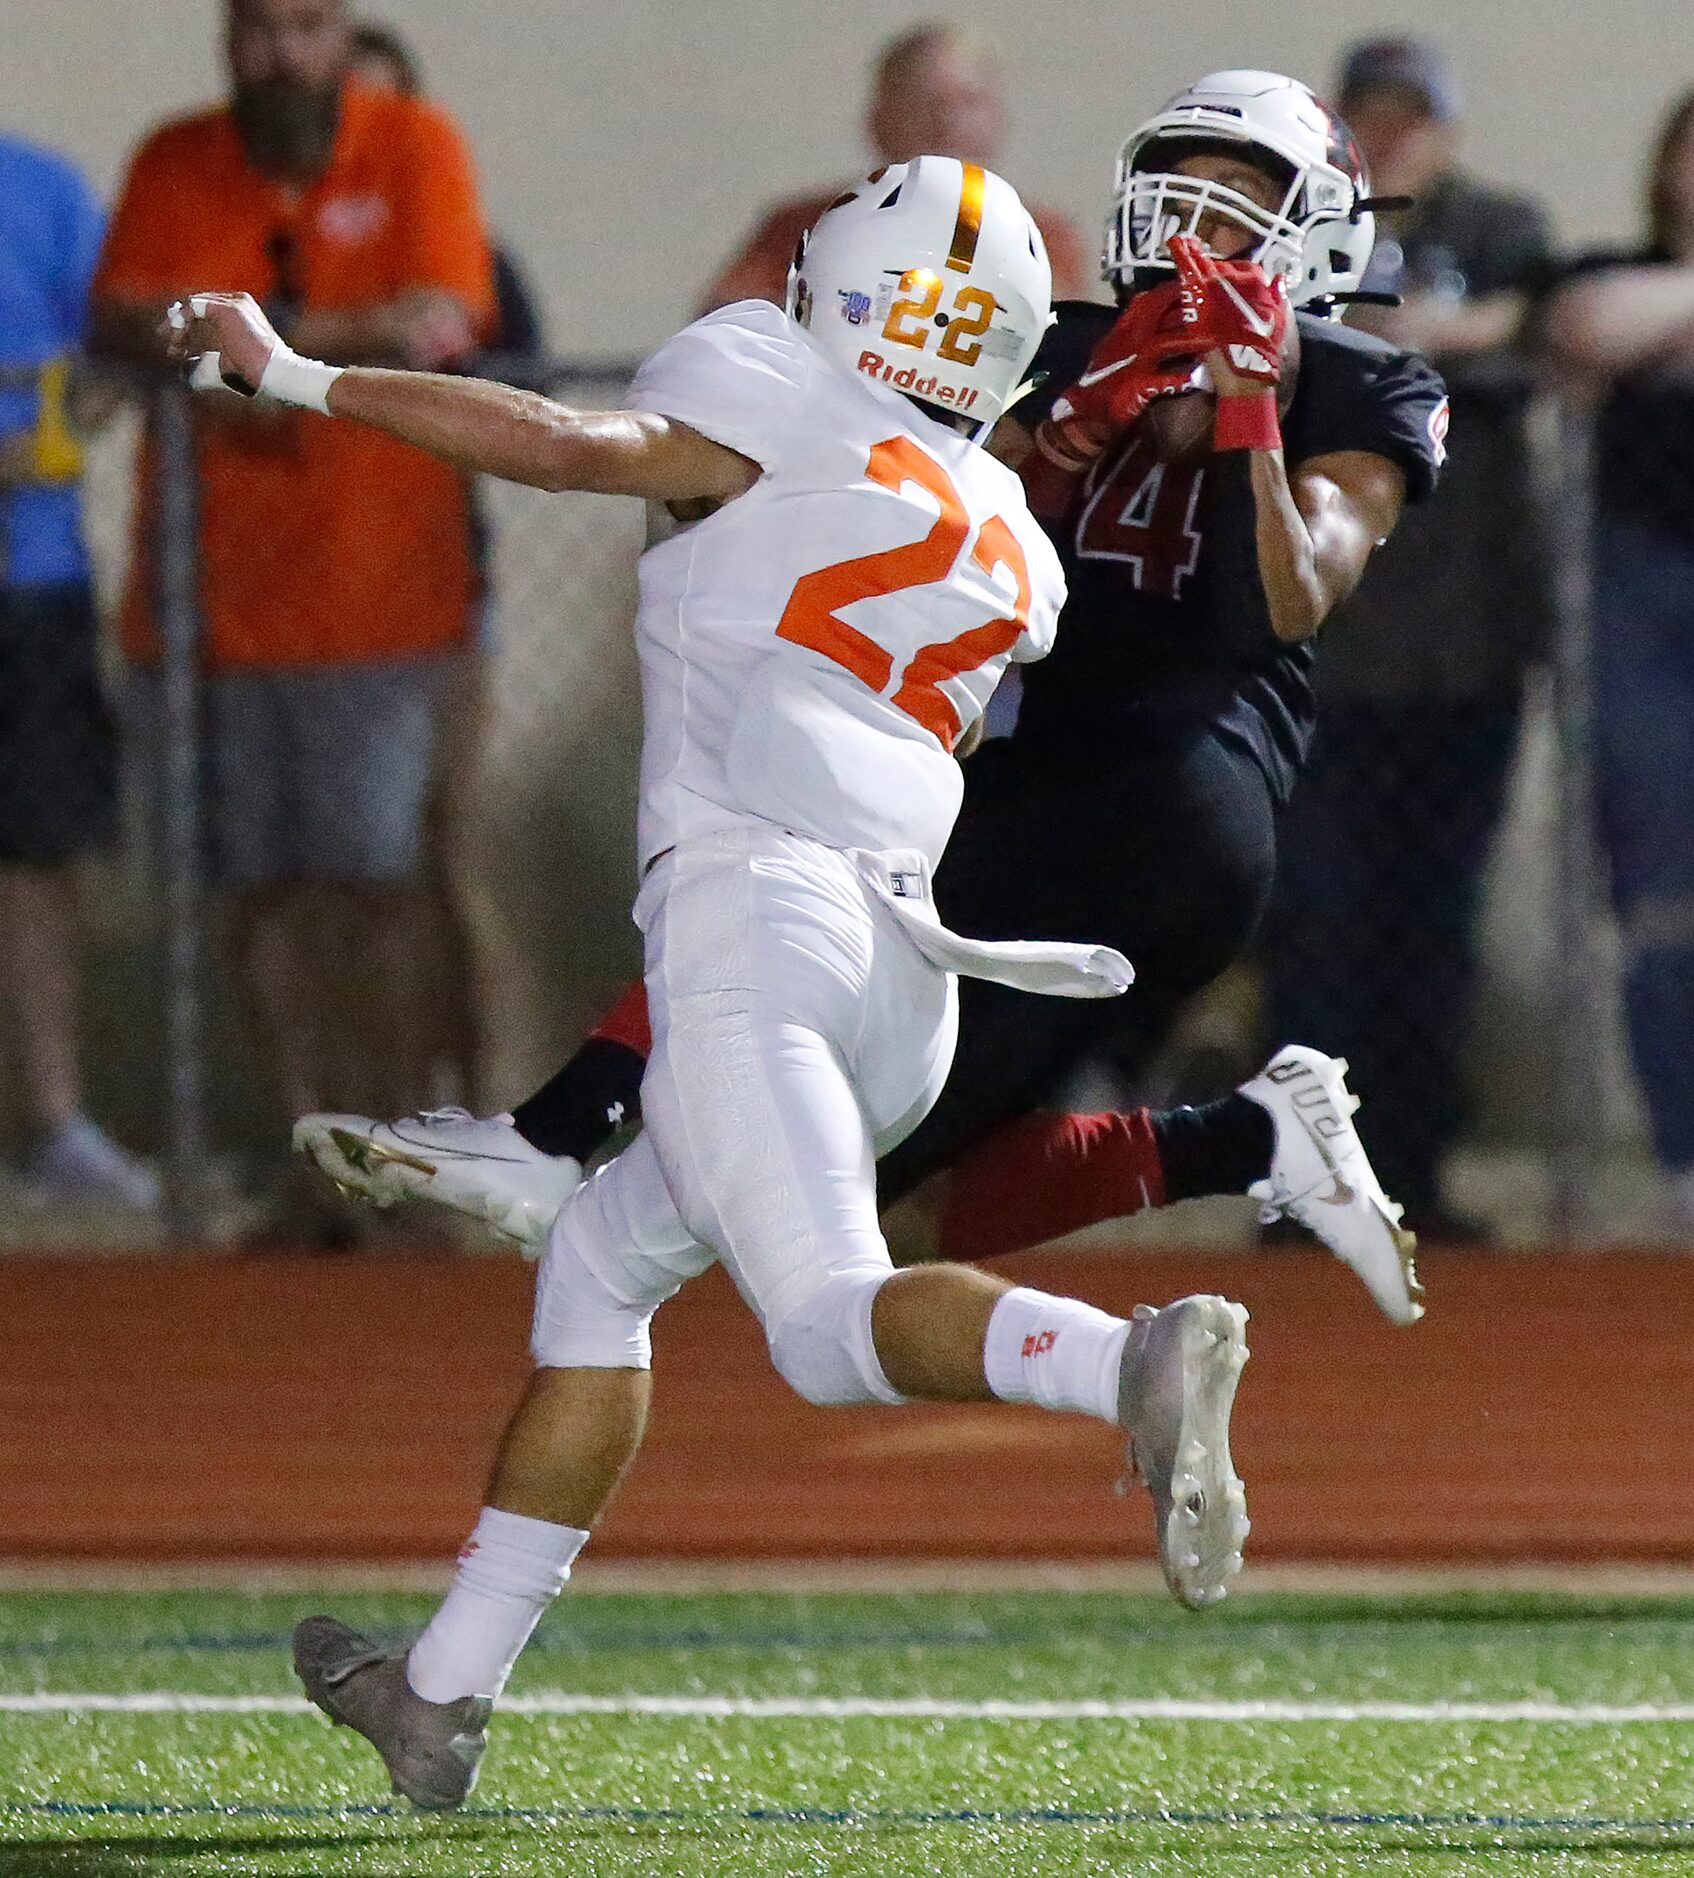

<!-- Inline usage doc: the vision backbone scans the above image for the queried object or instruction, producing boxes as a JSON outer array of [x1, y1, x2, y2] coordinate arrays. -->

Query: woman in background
[[1544, 91, 1694, 1237]]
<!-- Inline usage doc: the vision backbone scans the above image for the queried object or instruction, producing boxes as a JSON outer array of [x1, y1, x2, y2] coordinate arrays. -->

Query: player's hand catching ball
[[1019, 280, 1209, 512], [1166, 235, 1291, 397], [1049, 283, 1205, 441]]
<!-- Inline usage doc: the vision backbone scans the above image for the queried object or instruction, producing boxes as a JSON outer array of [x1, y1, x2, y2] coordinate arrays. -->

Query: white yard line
[[7, 1560, 1694, 1595], [4, 1691, 1693, 1723]]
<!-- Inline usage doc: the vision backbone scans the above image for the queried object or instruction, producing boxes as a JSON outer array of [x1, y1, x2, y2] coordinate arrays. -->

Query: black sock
[[509, 1038, 646, 1161], [1151, 1092, 1275, 1203]]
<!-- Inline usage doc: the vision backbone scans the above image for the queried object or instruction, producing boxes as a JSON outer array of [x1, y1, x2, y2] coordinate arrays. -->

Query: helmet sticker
[[979, 322, 1027, 363], [945, 162, 987, 274]]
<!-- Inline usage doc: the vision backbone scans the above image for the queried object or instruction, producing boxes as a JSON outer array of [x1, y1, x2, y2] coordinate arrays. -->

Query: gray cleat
[[1118, 1294, 1251, 1611], [293, 1615, 491, 1811]]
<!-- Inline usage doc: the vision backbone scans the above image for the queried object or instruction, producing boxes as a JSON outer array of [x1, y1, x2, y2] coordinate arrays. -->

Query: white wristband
[[257, 345, 344, 415]]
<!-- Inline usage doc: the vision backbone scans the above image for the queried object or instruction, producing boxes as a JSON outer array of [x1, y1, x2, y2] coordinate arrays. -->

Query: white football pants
[[530, 826, 958, 1402]]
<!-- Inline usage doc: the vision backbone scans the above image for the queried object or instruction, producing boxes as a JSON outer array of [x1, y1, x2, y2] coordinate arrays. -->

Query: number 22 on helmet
[[787, 155, 1055, 429]]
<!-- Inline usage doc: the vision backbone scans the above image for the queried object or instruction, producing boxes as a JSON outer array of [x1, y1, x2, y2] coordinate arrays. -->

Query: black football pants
[[877, 727, 1279, 1204]]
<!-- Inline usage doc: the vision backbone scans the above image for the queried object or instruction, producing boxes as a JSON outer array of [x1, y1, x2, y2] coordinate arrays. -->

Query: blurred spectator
[[347, 16, 549, 1113], [349, 21, 545, 362], [1542, 89, 1694, 1235], [0, 132, 157, 1209], [1261, 39, 1554, 1242], [345, 17, 421, 95], [89, 0, 494, 1240], [696, 22, 1091, 312]]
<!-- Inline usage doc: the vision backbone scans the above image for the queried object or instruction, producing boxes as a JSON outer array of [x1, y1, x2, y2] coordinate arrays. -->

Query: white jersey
[[626, 300, 1066, 872]]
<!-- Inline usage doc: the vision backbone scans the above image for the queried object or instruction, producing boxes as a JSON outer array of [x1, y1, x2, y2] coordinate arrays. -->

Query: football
[[1140, 385, 1216, 466], [1141, 317, 1303, 465]]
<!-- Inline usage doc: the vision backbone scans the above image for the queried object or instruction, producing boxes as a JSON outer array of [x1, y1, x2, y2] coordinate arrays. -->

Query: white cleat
[[1118, 1294, 1251, 1611], [291, 1107, 581, 1254], [1241, 1045, 1424, 1326]]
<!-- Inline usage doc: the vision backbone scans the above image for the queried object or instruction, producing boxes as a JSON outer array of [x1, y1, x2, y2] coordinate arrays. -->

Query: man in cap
[[1261, 37, 1554, 1243]]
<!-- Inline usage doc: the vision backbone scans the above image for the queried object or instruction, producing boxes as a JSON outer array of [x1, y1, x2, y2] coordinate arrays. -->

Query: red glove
[[1050, 282, 1206, 433], [1167, 235, 1289, 452], [1167, 234, 1290, 386], [1021, 282, 1205, 514]]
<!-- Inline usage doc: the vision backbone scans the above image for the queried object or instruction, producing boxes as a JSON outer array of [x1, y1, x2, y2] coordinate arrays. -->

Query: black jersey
[[1012, 301, 1450, 800]]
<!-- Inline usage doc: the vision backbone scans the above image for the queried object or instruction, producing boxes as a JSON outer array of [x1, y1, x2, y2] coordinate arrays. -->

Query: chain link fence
[[1239, 371, 1592, 1247], [3, 362, 647, 1243], [0, 355, 1674, 1246]]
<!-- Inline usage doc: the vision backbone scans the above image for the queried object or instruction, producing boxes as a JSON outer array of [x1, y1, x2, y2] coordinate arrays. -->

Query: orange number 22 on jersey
[[774, 436, 1031, 752]]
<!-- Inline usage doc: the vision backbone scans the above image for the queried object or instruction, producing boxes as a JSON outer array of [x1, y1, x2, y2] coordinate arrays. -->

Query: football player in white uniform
[[168, 158, 1251, 1810]]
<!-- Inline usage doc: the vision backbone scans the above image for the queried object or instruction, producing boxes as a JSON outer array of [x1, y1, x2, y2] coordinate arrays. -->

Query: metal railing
[[149, 387, 208, 1238]]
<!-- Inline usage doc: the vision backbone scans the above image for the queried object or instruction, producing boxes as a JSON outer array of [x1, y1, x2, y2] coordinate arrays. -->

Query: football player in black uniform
[[297, 71, 1448, 1326]]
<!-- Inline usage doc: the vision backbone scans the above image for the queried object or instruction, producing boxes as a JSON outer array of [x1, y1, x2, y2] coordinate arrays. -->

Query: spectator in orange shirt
[[697, 22, 1092, 313], [90, 0, 495, 1240], [348, 21, 547, 363]]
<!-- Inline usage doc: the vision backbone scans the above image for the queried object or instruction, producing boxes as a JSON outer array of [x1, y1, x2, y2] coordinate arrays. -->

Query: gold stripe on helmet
[[945, 162, 986, 273]]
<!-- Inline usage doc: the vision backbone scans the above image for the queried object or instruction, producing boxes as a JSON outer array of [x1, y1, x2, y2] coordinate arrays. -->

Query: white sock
[[406, 1507, 588, 1703], [982, 1286, 1131, 1425]]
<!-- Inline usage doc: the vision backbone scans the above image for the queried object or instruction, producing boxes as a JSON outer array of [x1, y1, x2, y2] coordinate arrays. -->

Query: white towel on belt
[[853, 850, 1133, 1002]]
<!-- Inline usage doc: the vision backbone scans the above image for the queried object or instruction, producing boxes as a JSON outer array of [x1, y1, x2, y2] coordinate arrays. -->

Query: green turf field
[[3, 1583, 1692, 1875]]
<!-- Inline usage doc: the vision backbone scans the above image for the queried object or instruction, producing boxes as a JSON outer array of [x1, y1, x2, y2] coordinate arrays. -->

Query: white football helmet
[[787, 156, 1052, 429], [1105, 69, 1375, 315]]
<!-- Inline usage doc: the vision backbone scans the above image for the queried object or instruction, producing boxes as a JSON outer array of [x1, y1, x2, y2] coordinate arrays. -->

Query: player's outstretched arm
[[324, 371, 755, 501], [1542, 266, 1694, 378], [164, 292, 758, 505]]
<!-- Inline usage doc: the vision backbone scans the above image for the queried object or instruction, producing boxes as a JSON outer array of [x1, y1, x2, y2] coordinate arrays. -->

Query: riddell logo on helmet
[[856, 350, 977, 410]]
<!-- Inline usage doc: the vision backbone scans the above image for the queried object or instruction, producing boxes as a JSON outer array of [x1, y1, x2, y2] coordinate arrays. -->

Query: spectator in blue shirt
[[1, 132, 157, 1209]]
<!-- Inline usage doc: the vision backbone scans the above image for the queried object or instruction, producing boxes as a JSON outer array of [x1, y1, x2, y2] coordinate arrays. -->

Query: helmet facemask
[[1108, 136, 1306, 293], [1112, 140, 1306, 294], [1101, 74, 1378, 315]]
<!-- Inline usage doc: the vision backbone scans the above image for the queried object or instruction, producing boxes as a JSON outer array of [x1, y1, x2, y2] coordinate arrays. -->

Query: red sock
[[938, 1109, 1167, 1263], [590, 980, 651, 1056]]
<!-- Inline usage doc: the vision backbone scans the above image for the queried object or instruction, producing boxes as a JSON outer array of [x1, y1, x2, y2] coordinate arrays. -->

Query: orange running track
[[4, 1248, 1690, 1561]]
